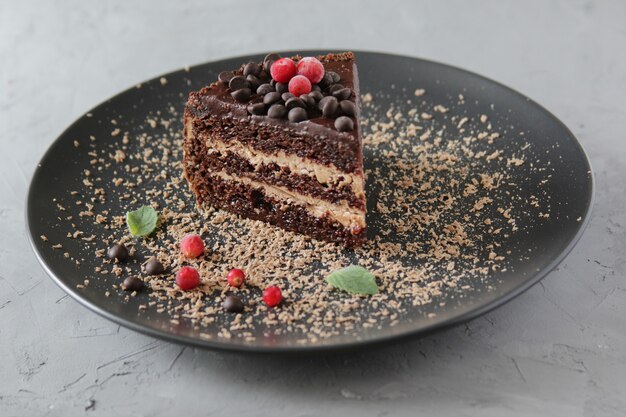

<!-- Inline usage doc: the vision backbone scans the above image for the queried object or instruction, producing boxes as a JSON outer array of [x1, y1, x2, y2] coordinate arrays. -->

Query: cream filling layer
[[204, 135, 365, 198], [211, 171, 366, 229]]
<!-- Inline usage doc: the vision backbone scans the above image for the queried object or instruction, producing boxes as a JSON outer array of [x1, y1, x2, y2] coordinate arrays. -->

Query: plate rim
[[26, 50, 595, 354]]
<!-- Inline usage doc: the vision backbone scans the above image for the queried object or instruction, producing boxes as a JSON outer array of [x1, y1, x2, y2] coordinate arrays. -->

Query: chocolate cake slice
[[183, 52, 366, 247]]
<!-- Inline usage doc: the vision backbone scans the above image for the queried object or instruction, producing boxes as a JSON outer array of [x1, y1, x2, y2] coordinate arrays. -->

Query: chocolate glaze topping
[[186, 52, 362, 148]]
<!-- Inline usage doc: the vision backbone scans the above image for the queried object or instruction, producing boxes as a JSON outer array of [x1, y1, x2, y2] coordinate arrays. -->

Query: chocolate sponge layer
[[202, 148, 365, 210], [182, 124, 366, 247]]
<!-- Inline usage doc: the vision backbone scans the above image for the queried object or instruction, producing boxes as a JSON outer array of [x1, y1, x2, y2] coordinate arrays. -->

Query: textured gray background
[[1, 0, 625, 416]]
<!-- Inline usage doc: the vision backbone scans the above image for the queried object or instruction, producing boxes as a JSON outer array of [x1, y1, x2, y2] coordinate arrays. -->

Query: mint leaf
[[325, 265, 378, 295], [126, 206, 158, 237]]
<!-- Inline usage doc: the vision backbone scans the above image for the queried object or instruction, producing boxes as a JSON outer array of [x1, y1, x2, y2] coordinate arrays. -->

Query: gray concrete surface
[[1, 0, 625, 416]]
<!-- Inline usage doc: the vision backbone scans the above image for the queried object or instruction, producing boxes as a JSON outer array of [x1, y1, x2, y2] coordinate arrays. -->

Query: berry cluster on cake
[[183, 52, 366, 247]]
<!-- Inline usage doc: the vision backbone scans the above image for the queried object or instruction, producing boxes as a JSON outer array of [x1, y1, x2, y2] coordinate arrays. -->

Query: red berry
[[176, 266, 200, 290], [270, 58, 297, 83], [227, 268, 245, 287], [263, 286, 283, 307], [288, 75, 312, 97], [180, 234, 204, 259], [297, 57, 325, 84]]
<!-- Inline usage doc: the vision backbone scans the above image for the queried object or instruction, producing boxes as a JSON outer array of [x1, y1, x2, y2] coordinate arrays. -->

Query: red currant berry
[[288, 75, 312, 97], [263, 285, 283, 307], [180, 234, 204, 259], [176, 266, 200, 291], [297, 57, 325, 84], [270, 58, 297, 83], [227, 268, 245, 287]]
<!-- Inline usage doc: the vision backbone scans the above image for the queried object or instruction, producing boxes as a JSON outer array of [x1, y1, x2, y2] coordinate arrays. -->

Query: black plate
[[27, 51, 593, 353]]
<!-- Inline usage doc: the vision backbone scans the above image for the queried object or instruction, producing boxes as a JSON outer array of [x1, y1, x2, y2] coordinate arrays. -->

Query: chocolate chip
[[335, 116, 354, 131], [285, 97, 304, 110], [231, 88, 251, 102], [243, 62, 260, 77], [300, 94, 316, 108], [218, 71, 235, 84], [275, 82, 288, 94], [311, 84, 322, 93], [267, 104, 287, 118], [258, 69, 269, 81], [339, 100, 357, 117], [228, 75, 248, 91], [332, 88, 352, 100], [329, 83, 344, 94], [107, 244, 128, 262], [270, 79, 276, 87], [264, 53, 281, 63], [322, 100, 338, 117], [247, 102, 266, 116], [318, 95, 335, 109], [264, 53, 281, 73], [319, 96, 339, 117], [327, 71, 341, 83], [281, 92, 294, 102], [246, 75, 261, 91], [145, 259, 165, 275], [263, 91, 281, 105], [288, 107, 308, 122], [122, 276, 144, 292], [257, 83, 274, 95], [309, 91, 323, 102], [318, 73, 332, 89], [223, 295, 244, 313]]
